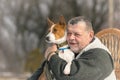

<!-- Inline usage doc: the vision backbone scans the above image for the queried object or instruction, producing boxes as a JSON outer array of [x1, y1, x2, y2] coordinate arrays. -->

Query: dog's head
[[46, 16, 66, 44]]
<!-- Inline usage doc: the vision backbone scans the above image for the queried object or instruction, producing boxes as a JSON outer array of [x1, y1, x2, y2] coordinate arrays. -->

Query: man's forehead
[[68, 21, 86, 30], [77, 21, 86, 27]]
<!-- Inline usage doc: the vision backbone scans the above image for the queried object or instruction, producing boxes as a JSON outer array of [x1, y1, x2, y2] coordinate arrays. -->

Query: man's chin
[[70, 47, 79, 53], [73, 50, 79, 53]]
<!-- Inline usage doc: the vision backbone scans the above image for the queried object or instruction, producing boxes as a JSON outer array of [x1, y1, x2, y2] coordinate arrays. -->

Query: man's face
[[66, 22, 93, 53]]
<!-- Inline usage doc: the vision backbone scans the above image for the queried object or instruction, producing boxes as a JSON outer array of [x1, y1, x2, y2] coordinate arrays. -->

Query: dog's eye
[[53, 28, 57, 32]]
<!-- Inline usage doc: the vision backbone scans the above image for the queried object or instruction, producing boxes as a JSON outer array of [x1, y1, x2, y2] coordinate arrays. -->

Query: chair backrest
[[96, 28, 120, 80]]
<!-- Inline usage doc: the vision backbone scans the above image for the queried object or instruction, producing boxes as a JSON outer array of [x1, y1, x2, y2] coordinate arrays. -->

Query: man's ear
[[59, 15, 66, 26], [89, 31, 94, 38], [47, 18, 54, 27]]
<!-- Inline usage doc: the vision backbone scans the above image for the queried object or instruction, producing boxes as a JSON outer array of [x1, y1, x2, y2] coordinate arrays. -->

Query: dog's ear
[[47, 18, 54, 27], [59, 15, 66, 26]]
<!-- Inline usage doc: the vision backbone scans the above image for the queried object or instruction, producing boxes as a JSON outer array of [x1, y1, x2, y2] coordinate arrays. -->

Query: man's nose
[[69, 34, 75, 39]]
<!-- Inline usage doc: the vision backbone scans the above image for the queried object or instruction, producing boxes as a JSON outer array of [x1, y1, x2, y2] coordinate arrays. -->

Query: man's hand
[[45, 44, 57, 60]]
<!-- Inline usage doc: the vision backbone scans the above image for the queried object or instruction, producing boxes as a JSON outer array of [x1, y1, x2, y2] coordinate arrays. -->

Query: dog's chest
[[58, 49, 74, 62]]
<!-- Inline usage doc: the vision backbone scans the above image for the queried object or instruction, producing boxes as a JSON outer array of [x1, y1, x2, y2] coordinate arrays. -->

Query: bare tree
[[108, 0, 114, 28], [46, 0, 109, 33]]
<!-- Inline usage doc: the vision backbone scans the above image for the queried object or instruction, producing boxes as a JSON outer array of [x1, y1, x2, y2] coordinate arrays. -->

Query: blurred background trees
[[0, 0, 120, 73]]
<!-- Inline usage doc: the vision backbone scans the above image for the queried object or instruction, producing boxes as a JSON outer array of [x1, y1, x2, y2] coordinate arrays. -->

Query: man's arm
[[49, 48, 114, 80]]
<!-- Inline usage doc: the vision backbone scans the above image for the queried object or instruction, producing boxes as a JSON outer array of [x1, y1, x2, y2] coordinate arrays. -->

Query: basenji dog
[[38, 16, 74, 80]]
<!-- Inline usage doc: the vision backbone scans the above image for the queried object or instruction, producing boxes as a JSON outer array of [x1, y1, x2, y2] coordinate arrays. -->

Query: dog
[[38, 16, 74, 80]]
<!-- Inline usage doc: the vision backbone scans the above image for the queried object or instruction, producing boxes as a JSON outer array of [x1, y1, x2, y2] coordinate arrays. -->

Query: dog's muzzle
[[46, 36, 50, 41]]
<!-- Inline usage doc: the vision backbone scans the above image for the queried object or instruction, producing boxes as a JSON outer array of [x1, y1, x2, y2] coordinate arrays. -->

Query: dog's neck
[[57, 41, 69, 52], [57, 41, 67, 48]]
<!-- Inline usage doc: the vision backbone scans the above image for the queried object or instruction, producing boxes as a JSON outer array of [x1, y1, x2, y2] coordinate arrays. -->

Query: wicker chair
[[96, 28, 120, 80]]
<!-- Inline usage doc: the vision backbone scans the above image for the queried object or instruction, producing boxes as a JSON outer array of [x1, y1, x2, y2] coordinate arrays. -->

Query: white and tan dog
[[46, 16, 74, 75], [38, 16, 74, 80]]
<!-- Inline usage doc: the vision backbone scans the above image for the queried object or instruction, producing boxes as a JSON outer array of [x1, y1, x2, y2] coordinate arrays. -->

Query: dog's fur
[[38, 16, 74, 80]]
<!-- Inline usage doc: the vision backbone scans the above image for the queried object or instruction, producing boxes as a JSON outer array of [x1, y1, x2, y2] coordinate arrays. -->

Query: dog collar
[[58, 47, 69, 51], [58, 47, 70, 53], [57, 41, 67, 48]]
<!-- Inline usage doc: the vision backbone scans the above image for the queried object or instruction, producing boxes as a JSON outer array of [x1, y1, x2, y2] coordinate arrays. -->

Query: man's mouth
[[69, 43, 77, 46]]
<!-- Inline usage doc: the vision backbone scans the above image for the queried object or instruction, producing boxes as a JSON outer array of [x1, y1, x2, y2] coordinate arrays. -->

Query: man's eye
[[75, 33, 81, 37], [67, 32, 72, 36]]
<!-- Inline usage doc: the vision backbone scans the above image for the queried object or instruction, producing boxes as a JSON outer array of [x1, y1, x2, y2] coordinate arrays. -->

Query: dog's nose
[[46, 37, 50, 41]]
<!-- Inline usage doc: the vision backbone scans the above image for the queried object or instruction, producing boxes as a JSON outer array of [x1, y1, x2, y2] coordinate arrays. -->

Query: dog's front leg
[[63, 62, 72, 75]]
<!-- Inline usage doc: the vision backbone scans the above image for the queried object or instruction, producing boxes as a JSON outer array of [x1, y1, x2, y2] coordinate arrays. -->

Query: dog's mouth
[[45, 37, 50, 42], [45, 36, 50, 41], [45, 36, 53, 43]]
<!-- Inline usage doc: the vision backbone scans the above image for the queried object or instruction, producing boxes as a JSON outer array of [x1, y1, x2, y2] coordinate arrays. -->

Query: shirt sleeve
[[49, 48, 114, 80]]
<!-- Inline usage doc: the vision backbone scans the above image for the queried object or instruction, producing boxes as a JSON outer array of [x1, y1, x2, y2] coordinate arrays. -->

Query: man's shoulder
[[87, 48, 109, 53], [82, 48, 110, 57]]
